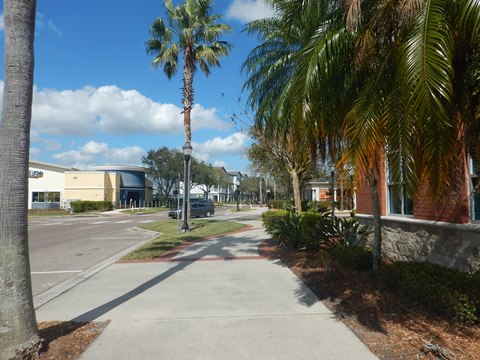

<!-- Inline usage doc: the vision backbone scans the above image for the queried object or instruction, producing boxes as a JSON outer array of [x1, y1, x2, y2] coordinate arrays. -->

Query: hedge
[[70, 200, 113, 213], [380, 261, 480, 323], [334, 244, 373, 270]]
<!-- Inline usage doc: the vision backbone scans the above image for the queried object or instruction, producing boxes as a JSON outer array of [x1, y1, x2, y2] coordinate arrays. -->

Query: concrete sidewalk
[[36, 220, 377, 360]]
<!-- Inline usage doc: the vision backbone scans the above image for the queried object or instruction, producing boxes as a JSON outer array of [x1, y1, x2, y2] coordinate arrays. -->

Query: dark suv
[[168, 199, 215, 219]]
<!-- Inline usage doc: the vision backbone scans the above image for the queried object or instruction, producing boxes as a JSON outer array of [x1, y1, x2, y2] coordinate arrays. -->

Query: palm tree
[[146, 0, 232, 143], [0, 1, 41, 359], [242, 3, 327, 212], [146, 0, 232, 228], [296, 0, 480, 270]]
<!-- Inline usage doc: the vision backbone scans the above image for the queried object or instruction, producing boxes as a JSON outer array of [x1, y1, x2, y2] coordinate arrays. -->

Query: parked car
[[168, 199, 215, 219]]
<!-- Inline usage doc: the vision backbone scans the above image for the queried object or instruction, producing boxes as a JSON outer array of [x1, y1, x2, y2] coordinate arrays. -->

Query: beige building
[[28, 161, 152, 209], [64, 171, 121, 203]]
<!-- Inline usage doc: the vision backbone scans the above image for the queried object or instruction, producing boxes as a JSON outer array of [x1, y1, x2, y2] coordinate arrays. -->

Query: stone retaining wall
[[357, 215, 480, 274]]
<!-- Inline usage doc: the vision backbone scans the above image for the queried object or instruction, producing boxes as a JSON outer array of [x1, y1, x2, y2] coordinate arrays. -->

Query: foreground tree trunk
[[367, 170, 382, 273], [0, 1, 41, 359]]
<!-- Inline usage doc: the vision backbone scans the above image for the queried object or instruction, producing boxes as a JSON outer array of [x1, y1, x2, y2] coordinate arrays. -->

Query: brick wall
[[356, 159, 387, 216], [356, 152, 471, 224], [413, 160, 470, 224]]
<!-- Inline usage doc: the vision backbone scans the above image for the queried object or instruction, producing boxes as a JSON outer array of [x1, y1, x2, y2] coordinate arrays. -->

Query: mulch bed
[[38, 321, 109, 360]]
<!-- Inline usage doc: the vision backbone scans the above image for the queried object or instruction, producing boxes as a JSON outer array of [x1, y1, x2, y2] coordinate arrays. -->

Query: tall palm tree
[[146, 0, 232, 144], [0, 1, 41, 359], [146, 0, 231, 228]]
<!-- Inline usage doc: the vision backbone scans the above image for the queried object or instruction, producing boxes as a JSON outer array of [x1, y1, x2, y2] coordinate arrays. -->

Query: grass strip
[[120, 207, 169, 215], [122, 219, 247, 260]]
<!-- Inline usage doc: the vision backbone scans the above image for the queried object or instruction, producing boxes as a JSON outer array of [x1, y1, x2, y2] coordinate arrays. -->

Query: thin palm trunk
[[368, 170, 382, 273], [290, 169, 302, 212], [0, 1, 41, 359], [182, 48, 194, 143]]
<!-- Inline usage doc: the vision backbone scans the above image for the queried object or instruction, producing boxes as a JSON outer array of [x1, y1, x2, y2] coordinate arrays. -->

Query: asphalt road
[[28, 205, 265, 307], [28, 211, 168, 298]]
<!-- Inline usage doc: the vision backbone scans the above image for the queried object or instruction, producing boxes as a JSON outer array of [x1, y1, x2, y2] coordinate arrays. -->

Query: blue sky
[[0, 0, 274, 172]]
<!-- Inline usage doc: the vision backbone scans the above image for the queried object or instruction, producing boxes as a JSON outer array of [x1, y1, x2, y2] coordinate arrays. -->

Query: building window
[[387, 164, 413, 216], [32, 191, 60, 202]]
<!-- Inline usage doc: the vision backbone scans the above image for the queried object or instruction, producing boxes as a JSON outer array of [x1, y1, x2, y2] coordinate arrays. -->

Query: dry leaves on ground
[[38, 321, 108, 360]]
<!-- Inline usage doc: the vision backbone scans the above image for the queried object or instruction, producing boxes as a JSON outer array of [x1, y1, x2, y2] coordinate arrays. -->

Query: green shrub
[[70, 201, 85, 213], [334, 244, 373, 270], [380, 262, 480, 323], [261, 208, 302, 248], [69, 200, 113, 213], [299, 212, 324, 250], [267, 199, 288, 209], [262, 211, 287, 234]]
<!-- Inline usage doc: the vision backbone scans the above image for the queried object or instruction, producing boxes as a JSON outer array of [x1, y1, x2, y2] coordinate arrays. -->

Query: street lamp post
[[330, 165, 335, 218], [182, 141, 193, 232]]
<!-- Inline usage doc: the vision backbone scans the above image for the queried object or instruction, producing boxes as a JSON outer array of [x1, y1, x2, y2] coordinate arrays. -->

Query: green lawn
[[122, 219, 247, 260], [120, 207, 169, 215], [28, 209, 72, 217]]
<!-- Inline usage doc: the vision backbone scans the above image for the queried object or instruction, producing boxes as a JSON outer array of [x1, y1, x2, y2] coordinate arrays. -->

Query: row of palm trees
[[242, 0, 480, 271]]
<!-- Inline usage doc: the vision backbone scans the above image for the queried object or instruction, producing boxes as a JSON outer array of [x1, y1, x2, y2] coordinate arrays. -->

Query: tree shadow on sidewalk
[[70, 233, 264, 322]]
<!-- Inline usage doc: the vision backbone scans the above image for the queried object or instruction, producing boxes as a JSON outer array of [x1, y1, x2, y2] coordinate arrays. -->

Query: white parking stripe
[[32, 270, 82, 274], [78, 225, 100, 230]]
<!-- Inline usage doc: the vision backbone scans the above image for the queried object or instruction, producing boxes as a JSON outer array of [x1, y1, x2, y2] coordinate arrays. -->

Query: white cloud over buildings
[[30, 84, 228, 137], [53, 141, 145, 169], [192, 132, 250, 161]]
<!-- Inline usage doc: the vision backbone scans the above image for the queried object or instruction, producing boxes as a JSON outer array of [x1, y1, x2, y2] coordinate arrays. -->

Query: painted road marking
[[31, 270, 82, 274]]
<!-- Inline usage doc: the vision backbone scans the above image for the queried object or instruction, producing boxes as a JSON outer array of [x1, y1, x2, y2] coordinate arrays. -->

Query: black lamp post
[[182, 141, 193, 231], [330, 165, 335, 218]]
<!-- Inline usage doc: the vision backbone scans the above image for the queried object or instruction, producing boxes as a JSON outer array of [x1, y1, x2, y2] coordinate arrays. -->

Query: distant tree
[[142, 147, 183, 204], [190, 160, 217, 198], [240, 176, 260, 202], [248, 125, 318, 211], [0, 1, 42, 359], [214, 167, 231, 196]]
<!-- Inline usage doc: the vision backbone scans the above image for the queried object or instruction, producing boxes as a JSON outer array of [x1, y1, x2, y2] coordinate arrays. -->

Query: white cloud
[[0, 13, 4, 31], [36, 12, 62, 36], [192, 132, 250, 161], [226, 0, 275, 23], [213, 160, 228, 168], [53, 141, 145, 169], [30, 147, 42, 157], [27, 84, 228, 137]]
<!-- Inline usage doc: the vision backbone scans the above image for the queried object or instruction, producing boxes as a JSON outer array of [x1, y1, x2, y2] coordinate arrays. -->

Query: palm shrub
[[301, 200, 330, 213]]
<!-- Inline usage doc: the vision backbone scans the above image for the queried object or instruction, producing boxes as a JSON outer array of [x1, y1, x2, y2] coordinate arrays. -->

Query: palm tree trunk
[[368, 170, 382, 273], [182, 47, 195, 143], [0, 1, 42, 359], [290, 169, 302, 213]]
